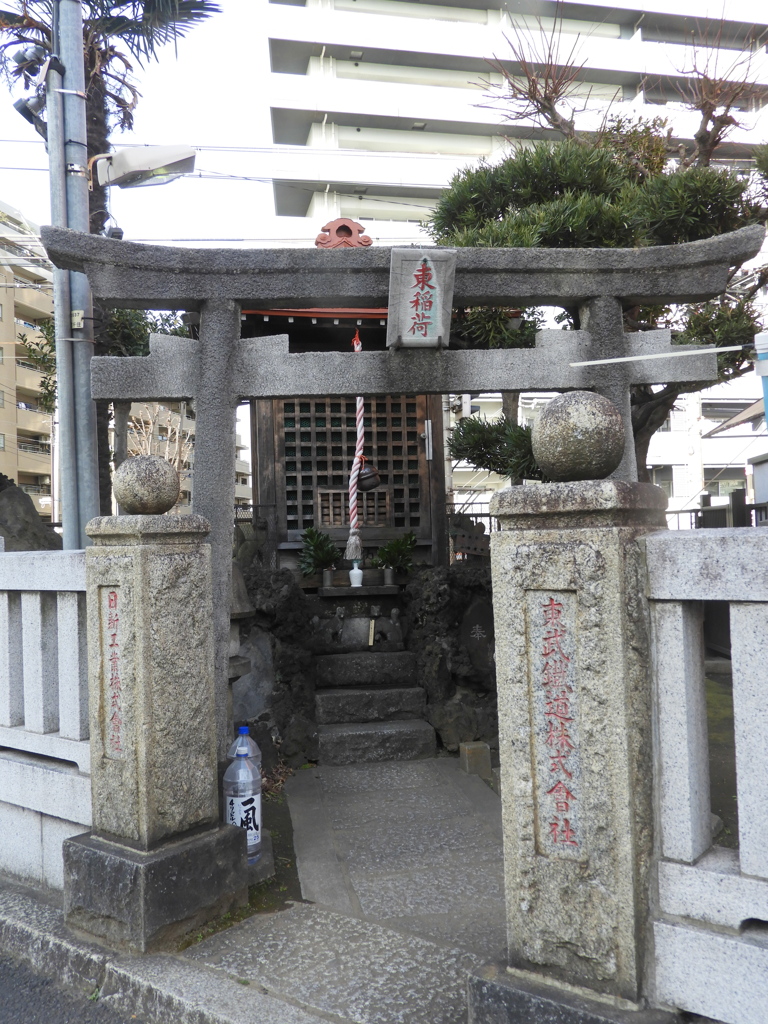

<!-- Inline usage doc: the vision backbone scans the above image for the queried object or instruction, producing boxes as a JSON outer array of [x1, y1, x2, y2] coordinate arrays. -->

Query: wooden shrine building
[[244, 219, 447, 570]]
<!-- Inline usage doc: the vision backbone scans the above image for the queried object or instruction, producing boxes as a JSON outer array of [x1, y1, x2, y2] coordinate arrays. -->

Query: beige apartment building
[[120, 401, 252, 512], [0, 200, 54, 520], [1, 202, 253, 520]]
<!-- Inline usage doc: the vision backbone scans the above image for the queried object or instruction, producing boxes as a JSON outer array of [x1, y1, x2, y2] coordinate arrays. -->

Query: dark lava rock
[[0, 474, 61, 551]]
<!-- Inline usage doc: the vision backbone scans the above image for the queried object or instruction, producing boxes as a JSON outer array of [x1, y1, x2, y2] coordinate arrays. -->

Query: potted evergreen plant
[[371, 531, 417, 585], [298, 526, 341, 587]]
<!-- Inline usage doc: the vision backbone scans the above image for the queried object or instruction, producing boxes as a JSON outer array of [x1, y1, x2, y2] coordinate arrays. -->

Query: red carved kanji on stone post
[[540, 595, 579, 851]]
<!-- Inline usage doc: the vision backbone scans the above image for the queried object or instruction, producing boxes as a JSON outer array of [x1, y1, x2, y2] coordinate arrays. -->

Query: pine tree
[[430, 79, 768, 481]]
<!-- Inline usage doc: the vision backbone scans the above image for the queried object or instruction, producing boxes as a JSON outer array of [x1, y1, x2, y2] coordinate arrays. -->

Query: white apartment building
[[257, 0, 768, 243], [449, 378, 768, 523], [255, 0, 768, 510], [647, 376, 768, 518]]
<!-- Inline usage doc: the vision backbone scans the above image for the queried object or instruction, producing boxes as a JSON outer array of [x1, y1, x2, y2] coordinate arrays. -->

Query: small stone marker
[[459, 596, 495, 676], [459, 741, 493, 782]]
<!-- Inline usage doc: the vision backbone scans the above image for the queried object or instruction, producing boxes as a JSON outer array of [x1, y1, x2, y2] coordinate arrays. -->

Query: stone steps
[[315, 651, 417, 688], [314, 651, 434, 764], [317, 720, 436, 765], [316, 686, 425, 725]]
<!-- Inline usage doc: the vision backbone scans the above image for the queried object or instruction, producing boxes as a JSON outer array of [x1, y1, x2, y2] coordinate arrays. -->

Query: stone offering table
[[471, 480, 676, 1024], [63, 514, 247, 952]]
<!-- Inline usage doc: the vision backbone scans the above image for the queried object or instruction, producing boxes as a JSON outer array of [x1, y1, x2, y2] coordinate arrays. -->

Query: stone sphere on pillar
[[532, 391, 625, 482], [113, 455, 180, 514]]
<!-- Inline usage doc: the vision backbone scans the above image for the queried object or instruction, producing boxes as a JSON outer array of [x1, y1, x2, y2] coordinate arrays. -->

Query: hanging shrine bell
[[357, 457, 381, 491]]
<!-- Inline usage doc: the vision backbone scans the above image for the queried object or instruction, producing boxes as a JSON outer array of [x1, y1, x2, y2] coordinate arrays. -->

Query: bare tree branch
[[670, 20, 764, 166], [479, 8, 591, 141]]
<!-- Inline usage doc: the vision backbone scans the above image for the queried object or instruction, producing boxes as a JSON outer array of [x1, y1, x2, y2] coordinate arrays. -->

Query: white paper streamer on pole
[[569, 344, 747, 367], [344, 329, 364, 561]]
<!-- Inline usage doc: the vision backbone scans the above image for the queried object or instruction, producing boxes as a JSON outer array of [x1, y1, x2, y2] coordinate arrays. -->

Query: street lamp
[[91, 146, 196, 189]]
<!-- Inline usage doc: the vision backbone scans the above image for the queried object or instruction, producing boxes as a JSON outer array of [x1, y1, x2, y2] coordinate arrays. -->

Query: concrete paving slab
[[333, 816, 499, 873], [346, 859, 505, 918], [286, 757, 505, 968], [184, 902, 482, 1024], [376, 912, 507, 963], [435, 760, 505, 834], [283, 769, 359, 913], [314, 759, 446, 794], [324, 787, 473, 831]]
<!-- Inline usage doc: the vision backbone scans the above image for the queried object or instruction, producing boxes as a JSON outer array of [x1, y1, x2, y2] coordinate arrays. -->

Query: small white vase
[[349, 560, 363, 587]]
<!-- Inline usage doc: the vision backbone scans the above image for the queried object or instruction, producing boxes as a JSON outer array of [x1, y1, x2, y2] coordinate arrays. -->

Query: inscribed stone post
[[63, 514, 246, 952], [471, 481, 673, 1022]]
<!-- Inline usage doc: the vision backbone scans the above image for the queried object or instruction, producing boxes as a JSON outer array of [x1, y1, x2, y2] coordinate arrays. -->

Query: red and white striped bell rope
[[344, 328, 365, 561]]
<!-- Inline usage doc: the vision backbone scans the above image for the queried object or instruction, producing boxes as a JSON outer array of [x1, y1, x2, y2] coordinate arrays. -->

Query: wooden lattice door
[[272, 394, 435, 546]]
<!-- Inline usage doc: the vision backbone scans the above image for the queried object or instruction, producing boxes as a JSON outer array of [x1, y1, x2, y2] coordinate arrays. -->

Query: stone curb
[[0, 881, 331, 1024]]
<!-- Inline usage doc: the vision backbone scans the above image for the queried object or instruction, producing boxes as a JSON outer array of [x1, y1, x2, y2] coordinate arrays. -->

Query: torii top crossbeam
[[43, 224, 763, 311]]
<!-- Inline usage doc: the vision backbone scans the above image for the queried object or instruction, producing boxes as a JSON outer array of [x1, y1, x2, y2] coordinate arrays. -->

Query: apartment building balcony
[[271, 75, 506, 138], [258, 140, 463, 189], [270, 71, 767, 155], [17, 441, 51, 476], [13, 286, 53, 323], [16, 402, 50, 435], [15, 359, 44, 393], [266, 4, 768, 98]]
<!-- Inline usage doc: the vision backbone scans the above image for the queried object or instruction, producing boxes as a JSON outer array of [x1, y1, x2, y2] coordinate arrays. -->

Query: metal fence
[[666, 496, 768, 530], [446, 501, 499, 563]]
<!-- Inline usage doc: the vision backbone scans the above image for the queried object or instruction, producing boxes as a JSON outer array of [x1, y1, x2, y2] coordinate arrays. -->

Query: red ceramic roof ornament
[[315, 217, 373, 249]]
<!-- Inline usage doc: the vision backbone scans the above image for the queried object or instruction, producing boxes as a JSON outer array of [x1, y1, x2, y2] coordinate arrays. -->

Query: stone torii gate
[[42, 223, 764, 758]]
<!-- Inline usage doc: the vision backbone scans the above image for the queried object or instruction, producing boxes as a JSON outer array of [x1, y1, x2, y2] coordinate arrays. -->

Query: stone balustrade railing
[[0, 550, 89, 769], [646, 529, 768, 1024], [0, 550, 90, 889]]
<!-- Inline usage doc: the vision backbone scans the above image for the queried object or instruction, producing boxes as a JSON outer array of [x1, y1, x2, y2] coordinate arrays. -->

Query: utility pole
[[48, 0, 100, 548]]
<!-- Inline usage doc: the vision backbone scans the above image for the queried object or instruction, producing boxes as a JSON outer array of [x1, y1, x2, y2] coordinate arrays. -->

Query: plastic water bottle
[[223, 748, 262, 863], [227, 725, 262, 774]]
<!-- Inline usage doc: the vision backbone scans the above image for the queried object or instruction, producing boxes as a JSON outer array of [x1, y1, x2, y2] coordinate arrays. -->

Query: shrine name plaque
[[527, 590, 585, 861]]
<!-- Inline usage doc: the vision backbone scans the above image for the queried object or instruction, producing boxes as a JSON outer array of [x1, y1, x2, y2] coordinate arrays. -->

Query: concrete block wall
[[0, 550, 90, 889], [0, 795, 90, 890], [645, 530, 768, 1024]]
